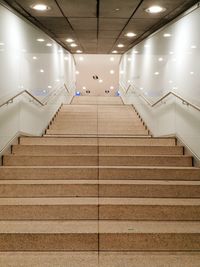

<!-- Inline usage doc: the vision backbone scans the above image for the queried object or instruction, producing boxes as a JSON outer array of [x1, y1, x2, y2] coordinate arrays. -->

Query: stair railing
[[0, 83, 70, 109], [119, 82, 200, 112]]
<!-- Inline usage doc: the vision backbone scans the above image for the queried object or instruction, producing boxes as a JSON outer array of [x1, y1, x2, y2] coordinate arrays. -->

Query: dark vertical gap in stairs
[[97, 103, 100, 265]]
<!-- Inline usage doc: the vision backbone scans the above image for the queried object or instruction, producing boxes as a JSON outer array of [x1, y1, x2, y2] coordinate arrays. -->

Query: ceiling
[[3, 0, 199, 54]]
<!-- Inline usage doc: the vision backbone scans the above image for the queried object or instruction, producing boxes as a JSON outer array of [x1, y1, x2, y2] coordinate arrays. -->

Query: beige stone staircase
[[0, 96, 200, 266]]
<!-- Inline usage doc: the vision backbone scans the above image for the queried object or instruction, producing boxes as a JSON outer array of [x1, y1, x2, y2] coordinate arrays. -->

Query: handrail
[[0, 84, 70, 110], [64, 83, 70, 94], [119, 82, 200, 112], [0, 90, 44, 109]]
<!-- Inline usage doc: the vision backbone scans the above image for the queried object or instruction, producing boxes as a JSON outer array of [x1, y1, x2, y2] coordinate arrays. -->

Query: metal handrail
[[0, 84, 70, 109], [119, 82, 200, 112]]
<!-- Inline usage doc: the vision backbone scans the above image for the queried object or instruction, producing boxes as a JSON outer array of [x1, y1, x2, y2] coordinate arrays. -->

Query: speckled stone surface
[[0, 97, 200, 264], [1, 252, 200, 267]]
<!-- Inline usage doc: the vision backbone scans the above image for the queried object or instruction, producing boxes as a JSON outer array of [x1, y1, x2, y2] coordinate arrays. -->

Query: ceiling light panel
[[145, 5, 166, 14], [31, 4, 50, 11]]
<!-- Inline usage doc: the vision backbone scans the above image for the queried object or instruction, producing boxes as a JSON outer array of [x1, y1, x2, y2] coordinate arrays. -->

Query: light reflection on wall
[[120, 5, 200, 105], [0, 4, 75, 102]]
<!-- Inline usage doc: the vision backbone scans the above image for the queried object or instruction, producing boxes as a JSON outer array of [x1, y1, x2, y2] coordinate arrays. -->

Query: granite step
[[19, 136, 98, 145], [99, 166, 200, 180], [19, 136, 176, 146], [12, 145, 183, 156], [12, 145, 98, 155], [0, 180, 98, 197], [0, 166, 199, 180], [1, 180, 200, 198], [3, 155, 98, 166], [0, 166, 98, 180], [3, 155, 192, 167], [0, 221, 200, 251], [99, 180, 200, 198], [0, 198, 199, 220], [98, 155, 192, 167], [0, 252, 200, 267]]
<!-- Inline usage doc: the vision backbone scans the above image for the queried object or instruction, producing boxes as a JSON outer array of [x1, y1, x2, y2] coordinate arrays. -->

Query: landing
[[71, 96, 123, 105]]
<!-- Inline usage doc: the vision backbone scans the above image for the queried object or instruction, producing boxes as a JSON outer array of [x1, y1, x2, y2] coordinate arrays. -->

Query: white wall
[[74, 54, 120, 96], [120, 4, 200, 159], [0, 3, 75, 153]]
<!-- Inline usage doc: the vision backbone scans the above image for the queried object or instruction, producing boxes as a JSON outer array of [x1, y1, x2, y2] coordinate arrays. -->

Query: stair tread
[[0, 220, 200, 233], [0, 252, 200, 267], [0, 220, 97, 233], [5, 154, 191, 158], [0, 179, 200, 185], [0, 166, 198, 169], [0, 197, 200, 205], [14, 145, 180, 148]]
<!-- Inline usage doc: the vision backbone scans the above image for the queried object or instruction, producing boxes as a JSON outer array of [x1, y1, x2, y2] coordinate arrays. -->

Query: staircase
[[0, 96, 200, 266]]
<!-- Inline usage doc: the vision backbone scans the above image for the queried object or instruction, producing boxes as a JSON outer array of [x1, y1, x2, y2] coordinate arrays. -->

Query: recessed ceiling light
[[71, 43, 77, 47], [64, 56, 69, 60], [163, 33, 171, 37], [169, 51, 174, 55], [144, 44, 150, 48], [110, 86, 114, 90], [110, 57, 114, 61], [46, 43, 52, 47], [82, 86, 86, 90], [117, 44, 124, 48], [37, 38, 45, 42], [0, 42, 4, 46], [66, 38, 74, 43], [190, 71, 194, 75], [169, 80, 173, 84], [128, 57, 131, 61], [99, 79, 103, 83], [32, 56, 37, 60], [173, 86, 178, 90], [79, 56, 84, 61], [191, 45, 197, 49], [133, 50, 139, 54], [125, 32, 136, 37], [48, 85, 52, 89], [76, 50, 82, 53], [115, 8, 120, 11], [56, 79, 60, 82], [76, 71, 80, 74], [158, 57, 163, 61], [40, 69, 44, 73], [140, 87, 144, 90], [112, 50, 118, 54], [110, 70, 115, 74], [31, 4, 50, 11], [145, 5, 166, 14], [154, 71, 159, 75], [128, 80, 131, 83]]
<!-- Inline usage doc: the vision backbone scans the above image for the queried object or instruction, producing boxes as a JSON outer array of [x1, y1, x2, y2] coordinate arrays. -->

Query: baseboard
[[155, 133, 200, 167], [0, 131, 37, 165]]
